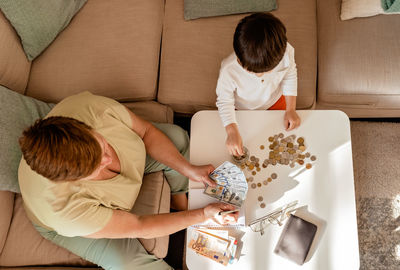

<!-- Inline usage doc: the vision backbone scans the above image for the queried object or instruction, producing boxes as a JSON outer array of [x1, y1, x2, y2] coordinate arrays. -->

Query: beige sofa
[[0, 0, 399, 268]]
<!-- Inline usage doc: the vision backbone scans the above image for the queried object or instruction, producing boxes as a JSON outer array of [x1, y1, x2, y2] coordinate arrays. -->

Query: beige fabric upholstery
[[0, 195, 93, 267], [125, 101, 174, 124], [317, 0, 400, 112], [132, 172, 171, 258], [0, 172, 170, 267], [0, 11, 30, 93], [26, 0, 164, 103], [0, 191, 14, 253], [158, 0, 317, 114]]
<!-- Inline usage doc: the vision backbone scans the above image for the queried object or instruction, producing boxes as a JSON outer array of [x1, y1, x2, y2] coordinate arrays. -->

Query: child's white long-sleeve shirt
[[216, 43, 297, 127]]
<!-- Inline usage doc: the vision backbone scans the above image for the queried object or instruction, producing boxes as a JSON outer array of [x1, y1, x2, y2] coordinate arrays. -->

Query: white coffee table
[[186, 110, 359, 270]]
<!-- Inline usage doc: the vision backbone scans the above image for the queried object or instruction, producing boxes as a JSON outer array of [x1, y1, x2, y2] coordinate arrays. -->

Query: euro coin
[[271, 173, 277, 179], [260, 145, 265, 150], [260, 203, 266, 208], [257, 183, 262, 187], [251, 183, 256, 189], [306, 163, 312, 169], [258, 196, 263, 201], [310, 155, 317, 161]]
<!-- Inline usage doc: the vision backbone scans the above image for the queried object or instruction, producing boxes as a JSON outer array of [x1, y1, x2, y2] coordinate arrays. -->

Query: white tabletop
[[187, 110, 359, 270]]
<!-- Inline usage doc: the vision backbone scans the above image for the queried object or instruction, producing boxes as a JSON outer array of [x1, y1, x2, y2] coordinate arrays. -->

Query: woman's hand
[[225, 123, 244, 157], [186, 164, 216, 187], [203, 203, 239, 225], [284, 110, 301, 131]]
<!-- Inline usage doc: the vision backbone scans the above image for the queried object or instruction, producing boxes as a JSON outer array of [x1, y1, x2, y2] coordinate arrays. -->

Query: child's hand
[[284, 110, 301, 131], [225, 123, 244, 157]]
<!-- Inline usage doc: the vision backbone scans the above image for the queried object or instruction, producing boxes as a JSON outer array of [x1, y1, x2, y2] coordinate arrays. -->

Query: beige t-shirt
[[18, 92, 146, 237]]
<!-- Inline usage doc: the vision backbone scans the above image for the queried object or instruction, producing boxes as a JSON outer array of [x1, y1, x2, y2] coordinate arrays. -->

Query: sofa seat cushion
[[0, 10, 30, 93], [0, 194, 93, 267], [317, 0, 400, 111], [158, 0, 317, 114], [0, 191, 14, 254], [0, 172, 170, 267], [26, 0, 164, 103]]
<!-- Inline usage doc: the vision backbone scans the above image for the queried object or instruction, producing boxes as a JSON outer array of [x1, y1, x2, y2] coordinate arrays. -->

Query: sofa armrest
[[131, 171, 171, 258]]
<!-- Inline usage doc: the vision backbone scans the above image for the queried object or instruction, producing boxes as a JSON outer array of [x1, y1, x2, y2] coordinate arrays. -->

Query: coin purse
[[274, 214, 317, 265]]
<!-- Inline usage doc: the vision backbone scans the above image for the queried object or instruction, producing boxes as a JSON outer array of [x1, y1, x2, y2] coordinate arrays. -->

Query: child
[[216, 12, 300, 157]]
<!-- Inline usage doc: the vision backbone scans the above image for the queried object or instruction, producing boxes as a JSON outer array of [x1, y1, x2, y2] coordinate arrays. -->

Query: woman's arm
[[85, 203, 237, 239], [124, 108, 215, 186]]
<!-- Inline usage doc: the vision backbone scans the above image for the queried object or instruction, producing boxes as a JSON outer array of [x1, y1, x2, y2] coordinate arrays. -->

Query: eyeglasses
[[249, 200, 299, 235]]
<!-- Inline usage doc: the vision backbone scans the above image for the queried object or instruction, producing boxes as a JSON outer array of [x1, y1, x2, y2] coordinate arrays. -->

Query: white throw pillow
[[341, 0, 400, 20]]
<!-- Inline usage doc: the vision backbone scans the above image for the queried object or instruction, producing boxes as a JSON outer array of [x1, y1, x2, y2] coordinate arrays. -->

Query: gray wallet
[[274, 215, 317, 265]]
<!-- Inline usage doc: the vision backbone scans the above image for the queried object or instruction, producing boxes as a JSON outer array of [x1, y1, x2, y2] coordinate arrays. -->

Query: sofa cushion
[[317, 0, 400, 114], [132, 172, 171, 258], [124, 101, 174, 124], [0, 194, 93, 267], [184, 0, 276, 20], [0, 0, 87, 61], [0, 191, 14, 254], [0, 10, 30, 93], [26, 0, 164, 103], [158, 0, 317, 114], [0, 172, 170, 266], [0, 86, 54, 193]]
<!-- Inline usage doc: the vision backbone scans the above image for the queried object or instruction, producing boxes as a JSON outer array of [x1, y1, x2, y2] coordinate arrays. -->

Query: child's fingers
[[284, 119, 290, 130]]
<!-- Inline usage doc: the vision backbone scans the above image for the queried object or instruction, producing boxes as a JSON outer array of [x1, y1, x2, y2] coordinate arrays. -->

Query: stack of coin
[[231, 146, 249, 166]]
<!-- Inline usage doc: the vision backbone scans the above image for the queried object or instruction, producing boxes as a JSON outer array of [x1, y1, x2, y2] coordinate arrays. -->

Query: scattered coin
[[297, 137, 304, 144], [260, 203, 266, 208], [271, 173, 277, 179], [306, 163, 312, 169], [290, 163, 295, 168], [251, 183, 256, 189], [257, 183, 262, 188], [252, 171, 256, 176], [248, 176, 254, 182], [258, 196, 263, 202], [256, 167, 261, 172], [263, 180, 268, 185], [268, 137, 274, 142], [250, 156, 256, 161], [305, 152, 311, 158], [267, 177, 272, 182], [260, 145, 265, 150], [298, 160, 304, 165], [310, 155, 317, 161]]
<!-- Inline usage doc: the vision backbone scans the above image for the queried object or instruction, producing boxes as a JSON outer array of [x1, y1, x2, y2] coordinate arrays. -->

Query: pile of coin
[[241, 133, 317, 209], [264, 133, 316, 169]]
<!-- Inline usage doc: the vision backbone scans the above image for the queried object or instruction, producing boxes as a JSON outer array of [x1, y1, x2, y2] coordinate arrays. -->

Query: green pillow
[[0, 0, 87, 61], [0, 86, 54, 193], [184, 0, 277, 20]]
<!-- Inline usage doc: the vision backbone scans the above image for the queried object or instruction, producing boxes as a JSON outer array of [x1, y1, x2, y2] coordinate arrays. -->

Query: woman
[[18, 92, 237, 270]]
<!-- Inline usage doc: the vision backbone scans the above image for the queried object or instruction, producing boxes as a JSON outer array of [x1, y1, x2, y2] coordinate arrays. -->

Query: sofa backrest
[[0, 11, 30, 94], [25, 0, 165, 103], [158, 0, 317, 114]]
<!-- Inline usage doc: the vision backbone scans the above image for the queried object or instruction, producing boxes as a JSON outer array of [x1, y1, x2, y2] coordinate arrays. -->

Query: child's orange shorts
[[268, 95, 286, 110]]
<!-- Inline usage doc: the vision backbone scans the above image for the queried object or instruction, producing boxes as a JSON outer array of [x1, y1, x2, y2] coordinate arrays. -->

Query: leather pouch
[[274, 214, 317, 265]]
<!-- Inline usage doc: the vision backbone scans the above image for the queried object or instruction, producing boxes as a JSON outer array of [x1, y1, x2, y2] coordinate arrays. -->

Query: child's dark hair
[[233, 12, 287, 73]]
